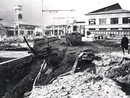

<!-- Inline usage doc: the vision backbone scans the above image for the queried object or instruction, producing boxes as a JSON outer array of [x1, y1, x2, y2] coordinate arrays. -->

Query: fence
[[89, 30, 130, 39]]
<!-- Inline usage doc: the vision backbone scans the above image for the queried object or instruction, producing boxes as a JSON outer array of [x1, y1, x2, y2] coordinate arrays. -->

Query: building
[[45, 25, 67, 38], [44, 20, 85, 38], [84, 3, 130, 39], [67, 20, 85, 35], [5, 5, 43, 39], [0, 19, 7, 41]]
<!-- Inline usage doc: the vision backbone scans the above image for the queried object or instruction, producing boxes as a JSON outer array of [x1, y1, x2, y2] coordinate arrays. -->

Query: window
[[20, 30, 24, 35], [18, 14, 22, 20], [89, 28, 95, 30], [111, 18, 118, 24], [123, 17, 130, 24], [122, 28, 130, 30], [28, 31, 33, 35], [99, 18, 106, 25], [89, 19, 96, 25], [73, 26, 77, 31], [31, 31, 33, 34], [99, 28, 107, 30], [111, 28, 118, 30], [28, 31, 31, 34]]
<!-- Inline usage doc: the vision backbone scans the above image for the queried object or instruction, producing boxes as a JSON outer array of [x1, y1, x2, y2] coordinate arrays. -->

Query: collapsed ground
[[30, 39, 130, 98], [2, 39, 130, 98]]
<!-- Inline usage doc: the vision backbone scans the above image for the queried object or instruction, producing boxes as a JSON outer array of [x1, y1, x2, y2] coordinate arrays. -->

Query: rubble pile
[[107, 60, 130, 84], [30, 72, 128, 98], [92, 52, 122, 76], [93, 52, 130, 83], [29, 51, 130, 98], [93, 52, 122, 66]]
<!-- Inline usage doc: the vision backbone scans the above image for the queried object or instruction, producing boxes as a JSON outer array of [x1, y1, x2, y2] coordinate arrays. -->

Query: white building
[[67, 20, 85, 35], [13, 5, 42, 38], [84, 3, 130, 39], [44, 25, 67, 38], [0, 23, 6, 41]]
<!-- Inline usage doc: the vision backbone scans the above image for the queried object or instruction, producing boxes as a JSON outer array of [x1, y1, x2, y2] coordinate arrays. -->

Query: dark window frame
[[99, 28, 107, 30], [89, 19, 96, 25], [123, 17, 130, 24], [111, 18, 118, 24], [99, 18, 106, 25], [110, 28, 118, 30], [89, 28, 96, 30]]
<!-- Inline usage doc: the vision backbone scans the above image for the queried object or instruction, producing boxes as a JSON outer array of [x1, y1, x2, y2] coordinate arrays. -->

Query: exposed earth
[[1, 39, 130, 98], [29, 39, 130, 98]]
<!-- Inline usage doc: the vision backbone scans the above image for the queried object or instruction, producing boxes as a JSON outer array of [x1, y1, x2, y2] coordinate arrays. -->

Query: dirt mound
[[29, 51, 130, 98], [30, 72, 128, 98]]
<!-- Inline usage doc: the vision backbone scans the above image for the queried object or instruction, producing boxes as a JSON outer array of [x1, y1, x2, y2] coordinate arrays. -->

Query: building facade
[[85, 3, 130, 39], [5, 5, 43, 39], [45, 25, 67, 38], [67, 20, 85, 35], [0, 22, 6, 41]]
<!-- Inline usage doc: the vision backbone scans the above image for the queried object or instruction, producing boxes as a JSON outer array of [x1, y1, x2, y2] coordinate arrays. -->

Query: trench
[[23, 50, 95, 98], [1, 48, 130, 98], [108, 58, 130, 96], [116, 81, 130, 95], [0, 48, 76, 98], [0, 57, 14, 63]]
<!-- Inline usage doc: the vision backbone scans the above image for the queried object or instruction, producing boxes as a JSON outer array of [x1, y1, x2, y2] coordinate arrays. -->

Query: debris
[[30, 72, 128, 98]]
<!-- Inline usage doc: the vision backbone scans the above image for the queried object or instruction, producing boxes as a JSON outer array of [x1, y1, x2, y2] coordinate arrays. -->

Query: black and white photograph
[[0, 0, 130, 98]]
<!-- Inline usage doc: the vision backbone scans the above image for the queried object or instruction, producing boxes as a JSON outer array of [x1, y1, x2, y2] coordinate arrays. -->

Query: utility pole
[[42, 10, 76, 36], [41, 0, 43, 25], [41, 0, 44, 36]]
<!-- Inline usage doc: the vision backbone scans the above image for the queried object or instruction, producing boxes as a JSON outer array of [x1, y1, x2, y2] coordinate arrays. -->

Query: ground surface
[[1, 39, 130, 98], [29, 39, 130, 98]]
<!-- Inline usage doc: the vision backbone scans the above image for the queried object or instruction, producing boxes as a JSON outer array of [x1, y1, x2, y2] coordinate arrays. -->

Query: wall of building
[[85, 13, 130, 31], [45, 25, 66, 37]]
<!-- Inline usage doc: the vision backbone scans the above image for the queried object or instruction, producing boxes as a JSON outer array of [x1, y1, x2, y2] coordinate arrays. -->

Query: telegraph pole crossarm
[[42, 10, 75, 12]]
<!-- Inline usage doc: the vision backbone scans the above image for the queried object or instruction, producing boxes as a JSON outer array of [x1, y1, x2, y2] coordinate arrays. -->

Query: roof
[[89, 3, 122, 13], [19, 24, 39, 30], [76, 21, 85, 23], [85, 3, 130, 15], [86, 9, 130, 15]]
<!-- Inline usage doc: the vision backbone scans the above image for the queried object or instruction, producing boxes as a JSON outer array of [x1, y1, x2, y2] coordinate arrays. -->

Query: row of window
[[89, 28, 130, 30], [20, 30, 33, 35], [89, 17, 130, 25]]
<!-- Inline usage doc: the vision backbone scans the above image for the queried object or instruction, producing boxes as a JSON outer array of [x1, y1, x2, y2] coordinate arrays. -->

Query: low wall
[[0, 54, 32, 68], [0, 54, 33, 97], [33, 37, 59, 51]]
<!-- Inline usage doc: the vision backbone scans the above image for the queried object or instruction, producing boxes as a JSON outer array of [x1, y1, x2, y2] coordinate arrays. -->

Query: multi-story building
[[5, 5, 43, 39], [84, 3, 130, 39]]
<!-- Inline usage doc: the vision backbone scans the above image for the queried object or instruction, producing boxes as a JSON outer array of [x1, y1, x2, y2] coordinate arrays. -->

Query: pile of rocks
[[30, 72, 128, 98]]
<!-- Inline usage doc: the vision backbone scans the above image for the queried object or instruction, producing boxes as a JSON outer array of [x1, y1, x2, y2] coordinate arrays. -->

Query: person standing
[[121, 34, 129, 54]]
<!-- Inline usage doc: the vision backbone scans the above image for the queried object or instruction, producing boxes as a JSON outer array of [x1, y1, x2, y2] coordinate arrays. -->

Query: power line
[[42, 10, 76, 12]]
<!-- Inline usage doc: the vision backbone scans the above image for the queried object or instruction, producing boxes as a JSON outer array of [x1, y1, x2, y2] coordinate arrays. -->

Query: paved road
[[0, 51, 29, 58]]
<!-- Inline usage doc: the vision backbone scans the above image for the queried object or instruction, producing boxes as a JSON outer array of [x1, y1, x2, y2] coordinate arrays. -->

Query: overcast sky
[[0, 0, 130, 26]]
